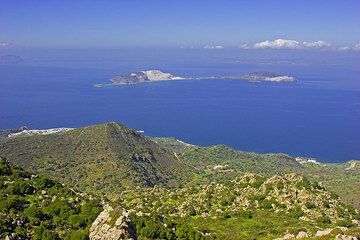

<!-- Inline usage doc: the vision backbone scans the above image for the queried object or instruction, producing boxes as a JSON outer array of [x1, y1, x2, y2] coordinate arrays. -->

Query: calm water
[[1, 55, 359, 163]]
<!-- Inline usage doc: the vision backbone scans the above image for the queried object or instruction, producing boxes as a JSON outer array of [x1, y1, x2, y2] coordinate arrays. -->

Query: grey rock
[[89, 205, 136, 240]]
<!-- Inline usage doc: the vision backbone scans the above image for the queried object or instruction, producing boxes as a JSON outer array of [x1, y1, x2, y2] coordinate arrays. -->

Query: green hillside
[[1, 122, 359, 209], [0, 122, 359, 239], [0, 122, 192, 198], [109, 173, 360, 239], [0, 158, 102, 239]]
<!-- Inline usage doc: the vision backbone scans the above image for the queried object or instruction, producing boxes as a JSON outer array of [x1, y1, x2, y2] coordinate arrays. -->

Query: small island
[[95, 70, 296, 87], [222, 71, 295, 82], [95, 70, 186, 87]]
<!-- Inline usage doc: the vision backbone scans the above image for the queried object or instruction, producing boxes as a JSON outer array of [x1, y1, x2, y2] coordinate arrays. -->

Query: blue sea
[[0, 48, 359, 162]]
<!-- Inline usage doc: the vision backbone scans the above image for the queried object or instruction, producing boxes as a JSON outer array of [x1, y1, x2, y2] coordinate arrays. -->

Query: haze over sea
[[1, 48, 359, 163]]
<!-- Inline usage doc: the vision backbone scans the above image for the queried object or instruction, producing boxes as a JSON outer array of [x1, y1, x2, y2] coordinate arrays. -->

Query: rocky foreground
[[89, 173, 359, 239]]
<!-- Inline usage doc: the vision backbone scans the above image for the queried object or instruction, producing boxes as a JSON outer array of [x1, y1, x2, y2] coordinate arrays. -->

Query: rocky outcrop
[[89, 205, 136, 240], [274, 227, 359, 239]]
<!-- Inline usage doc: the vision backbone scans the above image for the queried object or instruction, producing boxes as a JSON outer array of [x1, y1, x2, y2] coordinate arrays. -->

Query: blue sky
[[0, 0, 359, 48]]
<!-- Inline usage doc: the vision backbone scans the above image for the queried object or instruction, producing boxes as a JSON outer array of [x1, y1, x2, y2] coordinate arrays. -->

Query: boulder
[[89, 205, 136, 240], [296, 231, 309, 239]]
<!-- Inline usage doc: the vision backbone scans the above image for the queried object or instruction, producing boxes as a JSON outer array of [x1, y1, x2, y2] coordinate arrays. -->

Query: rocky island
[[95, 70, 296, 87], [95, 70, 186, 87], [230, 71, 295, 82]]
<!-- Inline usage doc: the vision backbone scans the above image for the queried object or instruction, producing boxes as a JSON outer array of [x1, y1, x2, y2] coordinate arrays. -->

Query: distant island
[[220, 71, 295, 82], [94, 70, 296, 87], [95, 70, 186, 87]]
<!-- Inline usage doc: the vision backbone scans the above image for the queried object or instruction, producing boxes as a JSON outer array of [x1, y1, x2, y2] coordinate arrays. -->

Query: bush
[[231, 210, 252, 219], [261, 199, 276, 209], [0, 159, 12, 175], [316, 216, 331, 225], [41, 230, 60, 240], [6, 180, 34, 195], [24, 206, 46, 225], [336, 219, 354, 228], [288, 207, 304, 219], [295, 178, 311, 190], [35, 177, 55, 189], [67, 230, 89, 240], [276, 181, 284, 190], [0, 195, 26, 212], [188, 206, 197, 216], [305, 202, 316, 209]]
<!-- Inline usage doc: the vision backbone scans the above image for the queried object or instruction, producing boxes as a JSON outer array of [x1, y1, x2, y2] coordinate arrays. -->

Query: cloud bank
[[250, 39, 331, 49]]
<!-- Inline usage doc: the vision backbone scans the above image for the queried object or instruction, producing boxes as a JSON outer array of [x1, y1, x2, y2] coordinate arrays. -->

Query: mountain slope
[[0, 158, 102, 239], [1, 122, 359, 209], [107, 173, 360, 240], [0, 122, 191, 197]]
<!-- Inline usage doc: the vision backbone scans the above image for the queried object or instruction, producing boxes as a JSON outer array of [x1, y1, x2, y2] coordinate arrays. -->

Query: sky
[[0, 0, 359, 49]]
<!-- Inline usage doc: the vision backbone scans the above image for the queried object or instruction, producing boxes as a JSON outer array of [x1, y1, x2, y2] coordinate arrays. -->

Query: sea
[[0, 48, 359, 163]]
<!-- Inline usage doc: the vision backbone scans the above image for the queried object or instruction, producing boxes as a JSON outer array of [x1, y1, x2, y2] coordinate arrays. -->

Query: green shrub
[[6, 180, 34, 195], [288, 207, 304, 219], [276, 181, 284, 190], [188, 206, 197, 216], [295, 178, 311, 190], [23, 206, 46, 225], [336, 218, 354, 228], [316, 216, 331, 224], [41, 230, 60, 240], [305, 202, 316, 209]]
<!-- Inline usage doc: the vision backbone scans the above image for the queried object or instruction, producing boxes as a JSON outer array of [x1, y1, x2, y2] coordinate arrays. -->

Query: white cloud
[[251, 39, 331, 50], [338, 43, 360, 51], [254, 39, 301, 49], [204, 45, 224, 49], [338, 46, 351, 51], [353, 43, 360, 51], [239, 44, 250, 49], [302, 40, 331, 48]]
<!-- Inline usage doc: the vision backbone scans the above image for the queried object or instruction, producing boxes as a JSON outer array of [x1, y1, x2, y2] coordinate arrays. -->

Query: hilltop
[[0, 122, 192, 197]]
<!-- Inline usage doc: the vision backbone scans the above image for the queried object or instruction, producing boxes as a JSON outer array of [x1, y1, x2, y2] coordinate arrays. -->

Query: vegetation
[[111, 173, 359, 239], [0, 158, 102, 239], [0, 122, 192, 198], [0, 122, 359, 239]]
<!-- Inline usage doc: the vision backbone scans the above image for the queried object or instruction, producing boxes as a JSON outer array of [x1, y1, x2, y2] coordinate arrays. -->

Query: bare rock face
[[89, 205, 136, 240]]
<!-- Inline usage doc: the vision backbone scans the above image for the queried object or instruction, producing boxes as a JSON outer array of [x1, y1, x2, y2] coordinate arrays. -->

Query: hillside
[[1, 122, 359, 208], [97, 173, 360, 240], [0, 158, 102, 239], [155, 138, 360, 208], [0, 122, 359, 239], [0, 122, 192, 197]]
